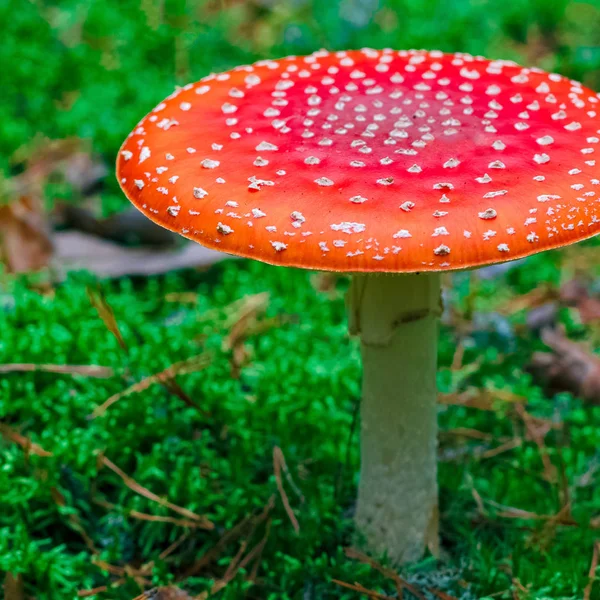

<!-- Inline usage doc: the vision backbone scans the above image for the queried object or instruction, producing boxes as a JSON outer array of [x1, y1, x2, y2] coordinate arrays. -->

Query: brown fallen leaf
[[98, 455, 214, 530], [1, 137, 106, 274], [0, 422, 52, 457], [0, 363, 113, 378], [0, 194, 53, 273], [528, 327, 600, 404], [560, 279, 600, 323]]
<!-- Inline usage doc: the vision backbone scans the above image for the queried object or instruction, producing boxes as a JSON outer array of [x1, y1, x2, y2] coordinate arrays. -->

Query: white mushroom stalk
[[347, 272, 441, 564]]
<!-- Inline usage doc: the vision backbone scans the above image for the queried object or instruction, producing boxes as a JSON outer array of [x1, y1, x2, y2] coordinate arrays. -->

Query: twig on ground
[[0, 363, 114, 377], [0, 422, 52, 457]]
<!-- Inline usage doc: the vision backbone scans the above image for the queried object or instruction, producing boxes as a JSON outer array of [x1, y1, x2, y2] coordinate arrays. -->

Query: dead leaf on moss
[[529, 328, 600, 404], [0, 195, 53, 273], [560, 279, 600, 323], [0, 138, 106, 274]]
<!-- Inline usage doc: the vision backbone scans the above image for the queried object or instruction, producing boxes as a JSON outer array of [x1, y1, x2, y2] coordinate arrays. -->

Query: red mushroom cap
[[117, 49, 600, 272]]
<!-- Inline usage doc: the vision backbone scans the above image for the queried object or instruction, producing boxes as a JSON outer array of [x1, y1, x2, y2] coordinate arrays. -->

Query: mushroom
[[117, 49, 600, 564]]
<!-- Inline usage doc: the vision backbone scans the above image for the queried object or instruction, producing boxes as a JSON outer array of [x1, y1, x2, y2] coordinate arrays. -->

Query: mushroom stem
[[347, 272, 442, 564]]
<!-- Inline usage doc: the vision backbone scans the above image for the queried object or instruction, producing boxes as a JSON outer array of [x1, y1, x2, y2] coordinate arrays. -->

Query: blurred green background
[[4, 0, 600, 197], [2, 1, 600, 599]]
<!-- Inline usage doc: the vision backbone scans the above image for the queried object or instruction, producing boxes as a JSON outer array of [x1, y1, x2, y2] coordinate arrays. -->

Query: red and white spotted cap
[[117, 49, 600, 272]]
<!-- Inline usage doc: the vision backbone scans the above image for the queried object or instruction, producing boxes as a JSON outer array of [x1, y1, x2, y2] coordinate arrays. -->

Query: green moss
[[1, 256, 600, 598]]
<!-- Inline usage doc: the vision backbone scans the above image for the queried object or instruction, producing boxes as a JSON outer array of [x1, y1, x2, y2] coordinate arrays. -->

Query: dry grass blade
[[483, 497, 577, 527], [0, 363, 114, 378], [480, 438, 523, 459], [0, 193, 53, 273], [273, 446, 300, 534], [331, 579, 396, 600], [514, 403, 558, 482], [0, 422, 52, 457], [584, 540, 600, 600], [92, 557, 152, 580], [438, 389, 522, 411], [344, 547, 427, 600], [224, 292, 270, 378], [160, 378, 203, 412], [159, 533, 190, 561], [51, 487, 97, 552], [94, 497, 205, 528], [92, 353, 212, 417], [87, 285, 128, 352], [99, 455, 214, 529], [127, 510, 202, 528], [3, 573, 24, 600], [182, 496, 274, 578], [77, 585, 108, 597], [130, 587, 194, 600]]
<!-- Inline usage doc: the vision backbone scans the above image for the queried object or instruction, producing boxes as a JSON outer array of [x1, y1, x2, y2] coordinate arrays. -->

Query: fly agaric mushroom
[[117, 49, 600, 564]]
